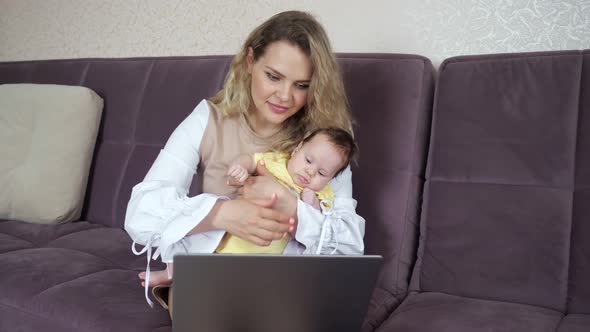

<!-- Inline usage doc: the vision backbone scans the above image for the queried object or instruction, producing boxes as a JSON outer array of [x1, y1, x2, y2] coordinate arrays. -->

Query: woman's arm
[[189, 196, 292, 246], [124, 100, 291, 264], [124, 100, 225, 263]]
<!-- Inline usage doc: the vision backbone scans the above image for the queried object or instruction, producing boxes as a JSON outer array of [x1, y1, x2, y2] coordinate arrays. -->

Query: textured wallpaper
[[0, 0, 589, 65], [404, 0, 590, 63]]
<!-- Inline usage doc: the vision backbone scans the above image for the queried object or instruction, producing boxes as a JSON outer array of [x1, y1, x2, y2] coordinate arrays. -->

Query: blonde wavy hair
[[209, 11, 353, 152]]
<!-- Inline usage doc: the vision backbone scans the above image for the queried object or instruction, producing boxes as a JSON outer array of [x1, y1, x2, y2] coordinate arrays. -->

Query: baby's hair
[[302, 127, 358, 176]]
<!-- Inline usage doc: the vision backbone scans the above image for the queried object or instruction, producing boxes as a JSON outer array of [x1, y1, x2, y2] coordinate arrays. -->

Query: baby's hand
[[227, 164, 249, 186], [301, 188, 320, 210]]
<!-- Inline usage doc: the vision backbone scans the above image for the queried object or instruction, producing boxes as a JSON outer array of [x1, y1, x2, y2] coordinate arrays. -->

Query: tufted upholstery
[[0, 219, 170, 331], [378, 50, 590, 331], [0, 54, 434, 331]]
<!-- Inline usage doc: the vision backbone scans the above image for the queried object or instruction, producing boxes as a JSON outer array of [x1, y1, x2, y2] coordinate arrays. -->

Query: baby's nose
[[306, 168, 316, 176]]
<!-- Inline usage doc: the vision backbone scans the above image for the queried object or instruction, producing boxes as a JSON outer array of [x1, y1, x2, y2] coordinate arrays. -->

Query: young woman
[[124, 10, 365, 309]]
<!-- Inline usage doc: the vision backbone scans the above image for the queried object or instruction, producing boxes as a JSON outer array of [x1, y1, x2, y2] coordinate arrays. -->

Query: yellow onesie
[[215, 151, 334, 254]]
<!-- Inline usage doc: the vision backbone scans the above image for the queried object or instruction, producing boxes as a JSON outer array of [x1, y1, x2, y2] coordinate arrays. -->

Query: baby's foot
[[138, 270, 173, 287]]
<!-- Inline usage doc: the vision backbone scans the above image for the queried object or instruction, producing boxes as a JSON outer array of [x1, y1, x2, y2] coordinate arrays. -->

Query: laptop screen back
[[172, 254, 381, 332]]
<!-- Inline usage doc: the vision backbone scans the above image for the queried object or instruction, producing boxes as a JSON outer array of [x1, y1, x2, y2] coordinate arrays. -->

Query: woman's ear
[[246, 47, 254, 74]]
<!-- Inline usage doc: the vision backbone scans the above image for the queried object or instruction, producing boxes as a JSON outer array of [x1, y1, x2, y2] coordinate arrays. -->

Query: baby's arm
[[227, 153, 256, 185], [301, 188, 320, 210]]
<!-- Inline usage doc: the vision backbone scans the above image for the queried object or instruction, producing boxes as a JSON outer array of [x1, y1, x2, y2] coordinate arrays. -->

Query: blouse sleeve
[[293, 166, 366, 255], [124, 100, 227, 264]]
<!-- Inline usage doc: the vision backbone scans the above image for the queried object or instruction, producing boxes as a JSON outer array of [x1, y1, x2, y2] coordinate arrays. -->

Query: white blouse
[[124, 99, 365, 265]]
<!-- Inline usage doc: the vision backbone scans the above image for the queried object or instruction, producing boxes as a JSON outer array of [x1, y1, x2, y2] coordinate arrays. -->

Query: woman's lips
[[268, 102, 290, 113]]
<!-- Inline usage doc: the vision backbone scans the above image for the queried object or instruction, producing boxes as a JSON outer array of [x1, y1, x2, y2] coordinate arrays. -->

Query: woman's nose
[[276, 84, 290, 102]]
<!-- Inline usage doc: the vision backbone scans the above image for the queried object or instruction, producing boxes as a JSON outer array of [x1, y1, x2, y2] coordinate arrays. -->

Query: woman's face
[[246, 40, 312, 135]]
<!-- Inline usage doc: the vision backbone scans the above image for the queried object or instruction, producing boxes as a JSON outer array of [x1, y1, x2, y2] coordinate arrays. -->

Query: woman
[[124, 10, 365, 309]]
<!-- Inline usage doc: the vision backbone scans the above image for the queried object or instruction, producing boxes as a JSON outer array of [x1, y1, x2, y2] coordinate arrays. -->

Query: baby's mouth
[[297, 174, 309, 185]]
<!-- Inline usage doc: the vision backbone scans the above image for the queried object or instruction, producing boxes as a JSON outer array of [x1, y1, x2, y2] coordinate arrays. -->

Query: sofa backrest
[[339, 55, 434, 331], [0, 54, 435, 327], [409, 50, 589, 313], [569, 50, 590, 315], [0, 56, 232, 229]]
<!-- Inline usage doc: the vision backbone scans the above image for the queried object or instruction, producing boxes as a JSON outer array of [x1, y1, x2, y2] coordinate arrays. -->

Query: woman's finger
[[250, 216, 290, 234], [259, 206, 292, 226], [250, 192, 277, 208], [249, 226, 282, 243]]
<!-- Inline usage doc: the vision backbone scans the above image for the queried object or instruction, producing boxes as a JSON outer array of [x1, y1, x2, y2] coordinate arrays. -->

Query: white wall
[[1, 0, 589, 66]]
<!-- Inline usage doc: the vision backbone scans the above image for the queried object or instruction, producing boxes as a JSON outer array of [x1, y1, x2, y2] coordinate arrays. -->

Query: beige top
[[195, 102, 274, 198], [197, 102, 290, 254]]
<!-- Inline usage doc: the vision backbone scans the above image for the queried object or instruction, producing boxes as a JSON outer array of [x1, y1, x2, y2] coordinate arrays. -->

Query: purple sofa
[[376, 50, 590, 332], [0, 54, 434, 331], [3, 50, 586, 332]]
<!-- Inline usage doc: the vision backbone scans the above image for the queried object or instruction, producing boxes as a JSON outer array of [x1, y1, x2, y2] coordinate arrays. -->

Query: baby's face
[[287, 133, 345, 191]]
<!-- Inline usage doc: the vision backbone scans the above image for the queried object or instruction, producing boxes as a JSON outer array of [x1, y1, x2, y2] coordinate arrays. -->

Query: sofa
[[373, 50, 590, 332], [0, 53, 433, 332], [0, 49, 587, 332]]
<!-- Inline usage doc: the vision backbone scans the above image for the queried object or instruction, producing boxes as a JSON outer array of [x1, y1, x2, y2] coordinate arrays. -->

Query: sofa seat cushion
[[0, 220, 170, 332], [377, 292, 562, 332], [556, 314, 590, 332]]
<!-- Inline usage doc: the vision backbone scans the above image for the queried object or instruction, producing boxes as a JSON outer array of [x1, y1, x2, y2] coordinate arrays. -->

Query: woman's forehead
[[258, 41, 312, 80]]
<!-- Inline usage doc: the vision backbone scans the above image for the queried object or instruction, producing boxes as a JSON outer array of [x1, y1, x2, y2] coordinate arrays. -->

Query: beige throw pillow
[[0, 84, 103, 224]]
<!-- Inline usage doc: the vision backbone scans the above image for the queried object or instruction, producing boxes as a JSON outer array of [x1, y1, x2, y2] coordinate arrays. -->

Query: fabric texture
[[379, 292, 562, 332], [0, 83, 103, 224], [396, 50, 590, 332], [215, 232, 289, 254], [0, 218, 169, 332]]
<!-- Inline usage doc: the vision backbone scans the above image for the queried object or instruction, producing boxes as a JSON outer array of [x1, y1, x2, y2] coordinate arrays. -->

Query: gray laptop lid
[[172, 254, 382, 332]]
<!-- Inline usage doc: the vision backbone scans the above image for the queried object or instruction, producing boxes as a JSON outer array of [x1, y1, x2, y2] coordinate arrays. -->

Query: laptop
[[172, 254, 382, 332]]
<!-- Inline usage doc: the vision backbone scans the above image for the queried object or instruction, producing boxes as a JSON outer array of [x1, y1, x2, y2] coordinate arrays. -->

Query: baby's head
[[287, 128, 357, 191]]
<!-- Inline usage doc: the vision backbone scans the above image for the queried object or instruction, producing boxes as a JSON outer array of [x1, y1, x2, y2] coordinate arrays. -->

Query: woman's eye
[[266, 72, 279, 81], [295, 83, 309, 90]]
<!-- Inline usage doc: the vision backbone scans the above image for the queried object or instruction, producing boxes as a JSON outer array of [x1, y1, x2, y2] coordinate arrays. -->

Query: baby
[[227, 127, 357, 210], [140, 128, 356, 287]]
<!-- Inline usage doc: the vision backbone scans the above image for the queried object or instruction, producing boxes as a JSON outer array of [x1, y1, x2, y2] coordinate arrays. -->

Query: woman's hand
[[238, 160, 299, 234], [213, 195, 294, 246]]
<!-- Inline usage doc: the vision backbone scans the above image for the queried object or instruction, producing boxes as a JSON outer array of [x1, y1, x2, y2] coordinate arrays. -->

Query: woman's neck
[[246, 112, 281, 138]]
